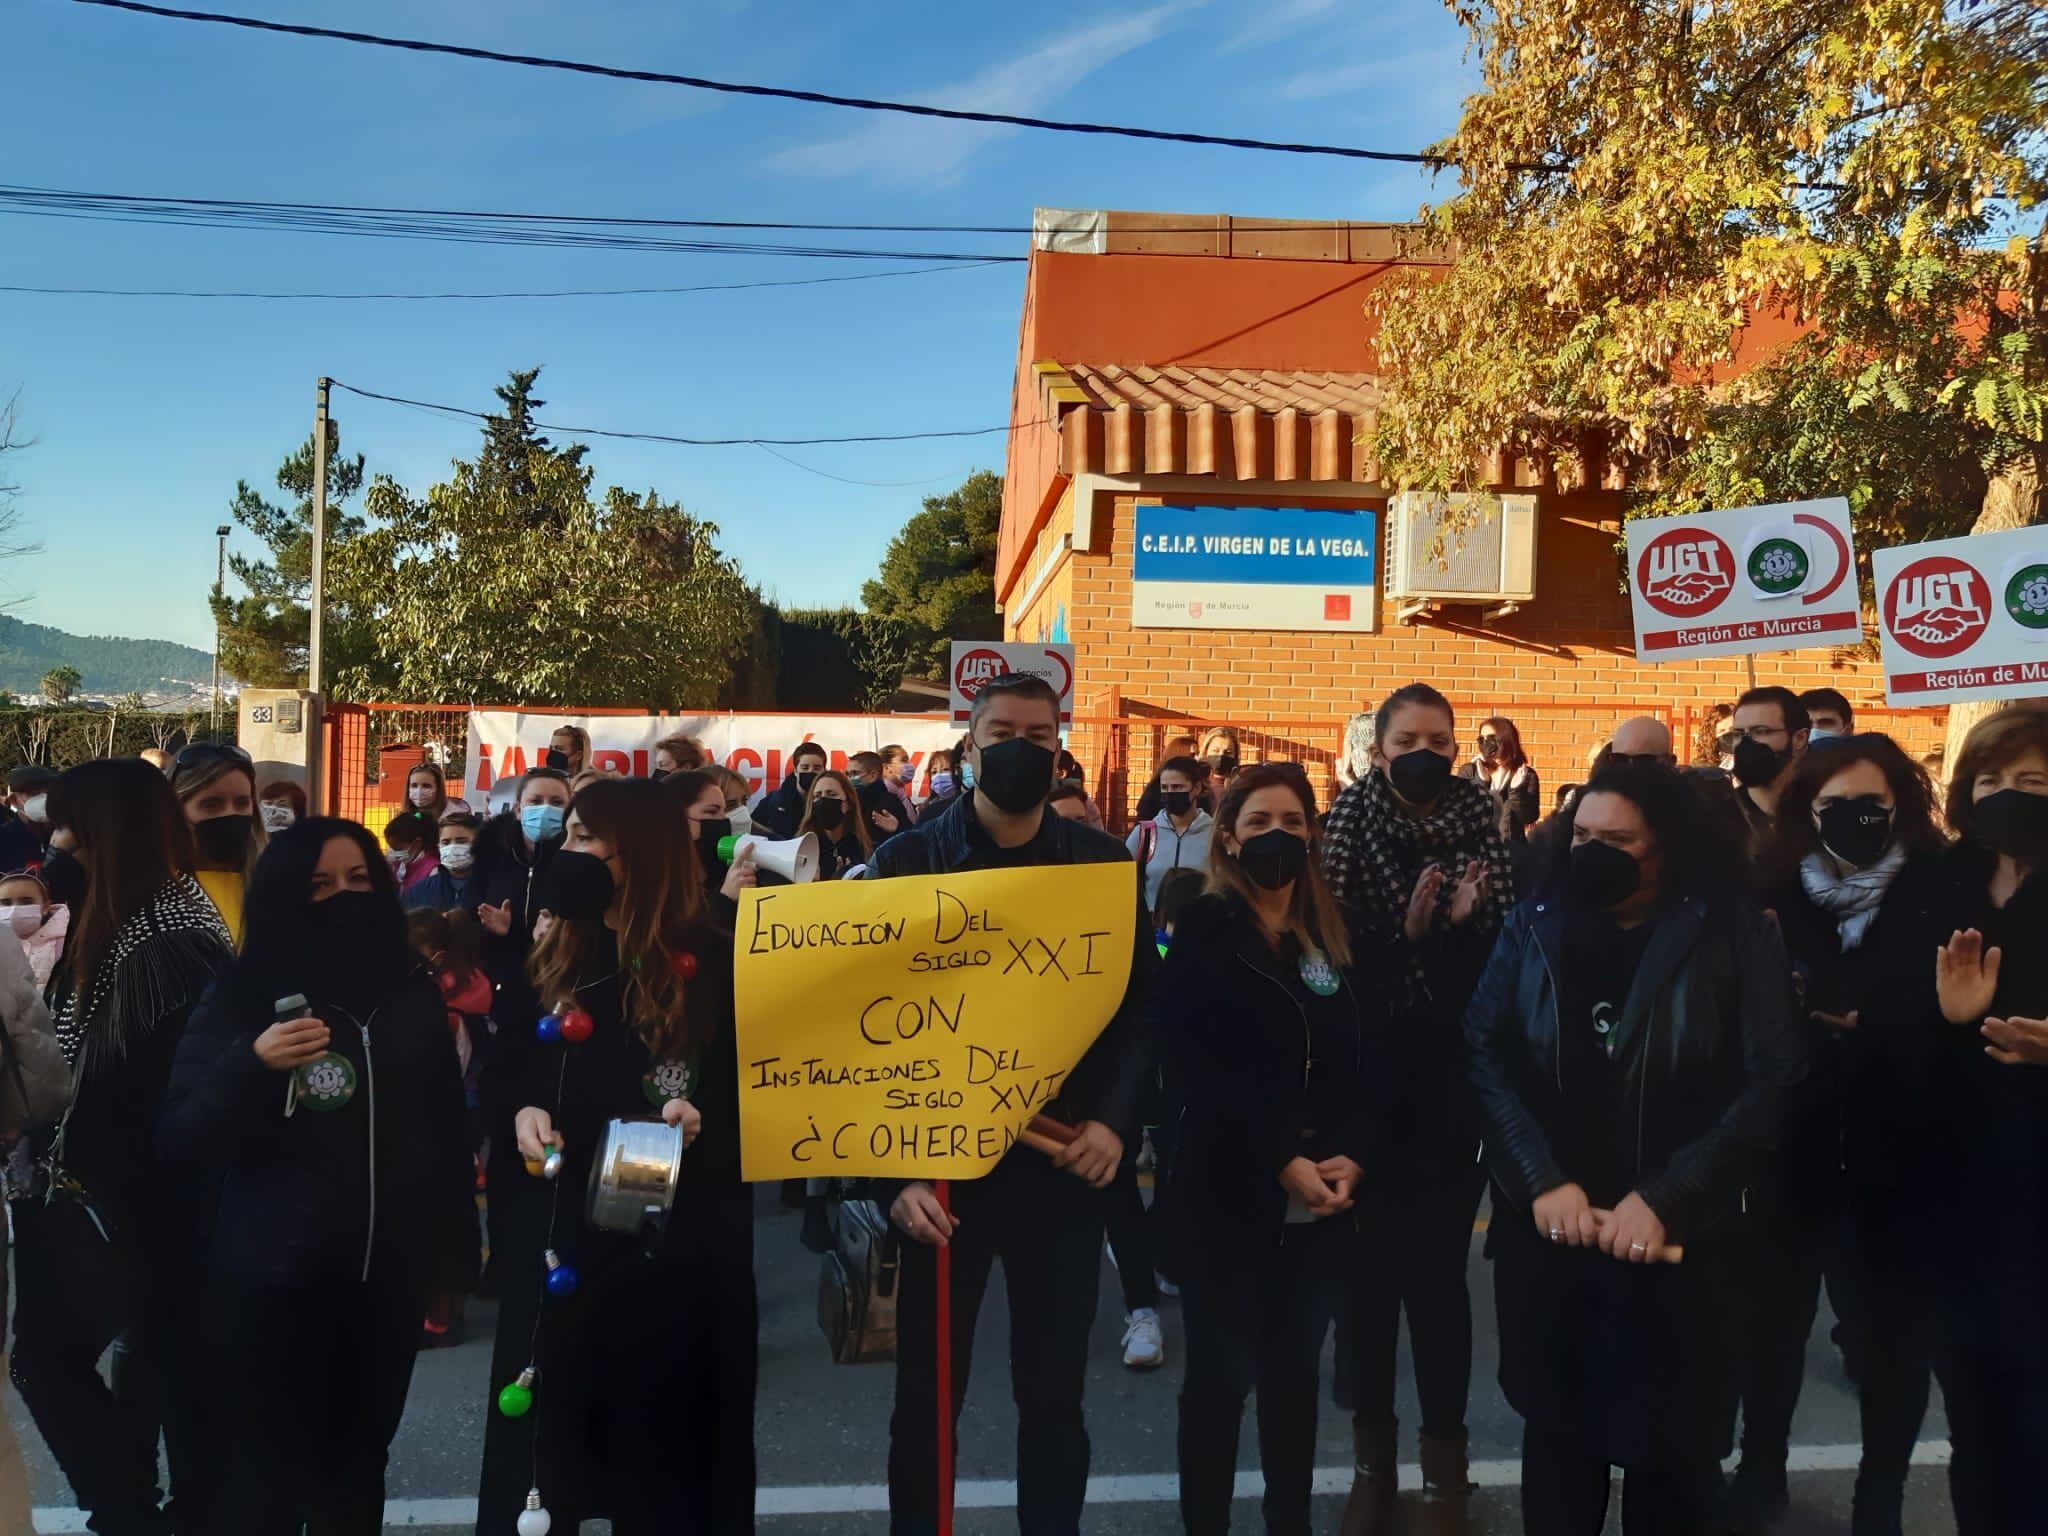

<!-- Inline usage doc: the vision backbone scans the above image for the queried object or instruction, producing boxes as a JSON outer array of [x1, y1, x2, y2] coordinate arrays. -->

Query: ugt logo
[[1637, 527, 1736, 618], [953, 648, 1009, 700], [1884, 556, 1989, 659]]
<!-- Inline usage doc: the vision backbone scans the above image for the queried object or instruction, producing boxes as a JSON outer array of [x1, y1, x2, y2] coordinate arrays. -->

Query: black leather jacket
[[1464, 894, 1805, 1243]]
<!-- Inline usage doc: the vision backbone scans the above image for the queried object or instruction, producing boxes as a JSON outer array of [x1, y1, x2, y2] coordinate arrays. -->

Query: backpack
[[816, 1193, 901, 1364]]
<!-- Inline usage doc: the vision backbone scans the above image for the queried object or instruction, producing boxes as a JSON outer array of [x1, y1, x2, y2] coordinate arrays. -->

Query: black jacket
[[159, 965, 478, 1291], [752, 778, 810, 840], [1161, 892, 1392, 1235], [1464, 894, 1805, 1243], [471, 813, 560, 989], [866, 792, 1157, 1143]]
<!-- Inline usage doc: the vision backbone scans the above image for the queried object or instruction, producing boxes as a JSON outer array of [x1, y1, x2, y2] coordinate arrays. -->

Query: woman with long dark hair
[[1165, 764, 1390, 1534], [479, 778, 754, 1532], [1322, 683, 1515, 1534], [1724, 735, 1947, 1533], [158, 818, 476, 1530], [12, 758, 235, 1535], [1465, 762, 1803, 1534], [1458, 716, 1540, 842]]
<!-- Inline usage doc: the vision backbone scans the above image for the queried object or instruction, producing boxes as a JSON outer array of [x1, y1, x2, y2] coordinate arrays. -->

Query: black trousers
[[1350, 1150, 1486, 1437], [1103, 1156, 1159, 1313], [1177, 1216, 1347, 1536], [1734, 1180, 1851, 1469], [888, 1154, 1104, 1536], [213, 1275, 426, 1535], [1520, 1420, 1721, 1536], [10, 1198, 212, 1536]]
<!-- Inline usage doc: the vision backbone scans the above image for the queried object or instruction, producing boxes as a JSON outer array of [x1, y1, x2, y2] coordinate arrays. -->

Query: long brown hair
[[531, 778, 711, 1058], [801, 769, 872, 856], [1206, 763, 1351, 967], [1761, 732, 1946, 888], [1478, 716, 1527, 772], [50, 758, 197, 1000]]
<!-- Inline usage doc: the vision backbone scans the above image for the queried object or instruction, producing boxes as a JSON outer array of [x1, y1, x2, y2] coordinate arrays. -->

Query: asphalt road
[[19, 1187, 1956, 1533]]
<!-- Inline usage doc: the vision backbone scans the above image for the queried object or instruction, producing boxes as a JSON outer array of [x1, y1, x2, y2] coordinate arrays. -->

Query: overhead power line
[[332, 380, 1041, 447], [0, 261, 1014, 301], [66, 0, 1448, 166]]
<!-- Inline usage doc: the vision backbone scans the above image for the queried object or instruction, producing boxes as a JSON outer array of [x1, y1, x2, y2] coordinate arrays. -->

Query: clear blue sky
[[3, 0, 1476, 652]]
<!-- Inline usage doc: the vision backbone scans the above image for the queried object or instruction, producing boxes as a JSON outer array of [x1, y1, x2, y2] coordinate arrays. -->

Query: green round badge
[[1298, 951, 1341, 997], [294, 1052, 357, 1113], [2005, 565, 2048, 630], [1747, 537, 1810, 596], [642, 1056, 696, 1109]]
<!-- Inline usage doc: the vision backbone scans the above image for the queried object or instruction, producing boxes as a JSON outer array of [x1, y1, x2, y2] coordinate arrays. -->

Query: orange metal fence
[[325, 697, 1950, 836]]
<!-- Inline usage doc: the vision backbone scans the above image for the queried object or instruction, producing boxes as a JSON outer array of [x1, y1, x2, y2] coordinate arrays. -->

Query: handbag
[[816, 1193, 901, 1364]]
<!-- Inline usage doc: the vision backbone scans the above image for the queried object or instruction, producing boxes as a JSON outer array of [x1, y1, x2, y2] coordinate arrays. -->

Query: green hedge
[[0, 708, 232, 777]]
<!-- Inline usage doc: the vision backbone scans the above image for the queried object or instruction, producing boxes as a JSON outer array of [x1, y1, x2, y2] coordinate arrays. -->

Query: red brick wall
[[1022, 489, 1945, 820]]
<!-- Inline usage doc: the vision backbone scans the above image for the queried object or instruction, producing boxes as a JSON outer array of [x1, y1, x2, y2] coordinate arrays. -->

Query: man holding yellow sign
[[746, 671, 1153, 1536]]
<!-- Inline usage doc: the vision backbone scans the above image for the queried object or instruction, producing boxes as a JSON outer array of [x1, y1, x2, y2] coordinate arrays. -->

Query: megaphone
[[717, 831, 820, 884]]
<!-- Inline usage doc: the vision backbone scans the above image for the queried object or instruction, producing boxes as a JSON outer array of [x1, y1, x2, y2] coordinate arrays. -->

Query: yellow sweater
[[195, 868, 245, 948]]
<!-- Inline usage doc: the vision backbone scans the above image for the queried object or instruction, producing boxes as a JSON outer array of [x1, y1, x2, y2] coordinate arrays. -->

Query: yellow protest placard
[[732, 863, 1135, 1181]]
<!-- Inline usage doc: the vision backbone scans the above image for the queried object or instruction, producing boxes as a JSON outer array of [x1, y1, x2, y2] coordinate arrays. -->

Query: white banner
[[1625, 496, 1862, 662], [1873, 524, 2048, 706], [463, 711, 961, 809]]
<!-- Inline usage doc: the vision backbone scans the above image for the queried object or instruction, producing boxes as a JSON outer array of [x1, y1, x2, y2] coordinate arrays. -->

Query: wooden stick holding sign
[[1589, 1209, 1685, 1265]]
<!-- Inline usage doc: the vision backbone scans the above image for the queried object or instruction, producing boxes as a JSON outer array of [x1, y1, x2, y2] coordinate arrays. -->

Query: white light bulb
[[517, 1489, 552, 1536]]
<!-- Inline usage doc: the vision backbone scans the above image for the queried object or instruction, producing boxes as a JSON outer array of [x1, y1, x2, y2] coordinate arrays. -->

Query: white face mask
[[260, 801, 297, 832], [0, 905, 43, 938], [438, 841, 476, 873], [408, 785, 437, 808], [20, 795, 48, 826], [728, 803, 753, 839]]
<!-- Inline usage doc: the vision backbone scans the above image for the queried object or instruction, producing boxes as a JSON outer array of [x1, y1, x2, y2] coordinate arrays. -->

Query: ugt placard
[[732, 864, 1135, 1181], [1625, 497, 1861, 662], [1873, 524, 2048, 706]]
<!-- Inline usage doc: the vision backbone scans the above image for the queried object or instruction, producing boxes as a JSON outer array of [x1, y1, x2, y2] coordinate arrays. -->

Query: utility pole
[[210, 523, 229, 737], [309, 377, 331, 695]]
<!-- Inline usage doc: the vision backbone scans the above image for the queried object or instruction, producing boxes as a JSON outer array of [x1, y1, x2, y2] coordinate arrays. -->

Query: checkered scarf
[[1322, 767, 1516, 1011]]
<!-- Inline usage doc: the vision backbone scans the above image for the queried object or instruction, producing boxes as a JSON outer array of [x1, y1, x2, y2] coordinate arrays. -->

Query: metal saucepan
[[585, 1117, 683, 1235]]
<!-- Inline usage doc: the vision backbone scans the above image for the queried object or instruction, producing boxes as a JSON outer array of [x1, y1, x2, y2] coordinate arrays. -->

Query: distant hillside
[[0, 615, 215, 698]]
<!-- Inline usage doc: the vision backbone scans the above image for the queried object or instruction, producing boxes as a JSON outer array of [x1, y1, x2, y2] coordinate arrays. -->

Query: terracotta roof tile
[[1043, 363, 1382, 483]]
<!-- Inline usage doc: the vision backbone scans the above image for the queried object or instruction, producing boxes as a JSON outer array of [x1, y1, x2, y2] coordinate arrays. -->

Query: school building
[[996, 208, 1941, 814]]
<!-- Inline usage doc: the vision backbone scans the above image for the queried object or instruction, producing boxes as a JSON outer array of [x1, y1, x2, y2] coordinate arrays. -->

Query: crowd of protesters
[[0, 678, 2034, 1536]]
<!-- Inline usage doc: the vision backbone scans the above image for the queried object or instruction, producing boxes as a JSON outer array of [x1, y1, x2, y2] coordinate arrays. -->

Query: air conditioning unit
[[1385, 491, 1538, 618]]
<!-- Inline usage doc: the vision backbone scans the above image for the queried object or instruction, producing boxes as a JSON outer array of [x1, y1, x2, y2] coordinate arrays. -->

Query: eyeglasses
[[1726, 724, 1788, 743]]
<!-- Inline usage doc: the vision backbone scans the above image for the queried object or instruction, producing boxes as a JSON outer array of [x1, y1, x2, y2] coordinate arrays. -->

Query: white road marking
[[28, 1441, 1956, 1530]]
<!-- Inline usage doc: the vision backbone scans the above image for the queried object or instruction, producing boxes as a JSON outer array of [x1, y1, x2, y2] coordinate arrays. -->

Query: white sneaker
[[1121, 1307, 1165, 1370]]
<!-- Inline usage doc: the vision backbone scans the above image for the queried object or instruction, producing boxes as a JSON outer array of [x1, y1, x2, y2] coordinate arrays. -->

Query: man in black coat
[[753, 741, 827, 839], [866, 673, 1156, 1536]]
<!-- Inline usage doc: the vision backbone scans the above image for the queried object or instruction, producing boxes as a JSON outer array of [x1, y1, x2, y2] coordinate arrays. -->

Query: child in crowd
[[0, 871, 66, 991], [403, 811, 482, 913], [406, 905, 491, 1348], [384, 809, 440, 895]]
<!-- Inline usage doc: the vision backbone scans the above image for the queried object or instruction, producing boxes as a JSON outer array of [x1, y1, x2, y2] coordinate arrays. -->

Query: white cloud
[[767, 5, 1191, 188], [1270, 41, 1468, 101], [1222, 0, 1339, 53]]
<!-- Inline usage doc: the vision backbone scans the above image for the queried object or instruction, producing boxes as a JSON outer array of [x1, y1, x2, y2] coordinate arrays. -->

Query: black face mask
[[1815, 796, 1893, 868], [193, 813, 255, 868], [792, 767, 821, 796], [1567, 839, 1641, 910], [1207, 751, 1239, 777], [547, 850, 616, 920], [807, 797, 846, 833], [1236, 828, 1308, 891], [42, 847, 85, 911], [306, 889, 383, 957], [974, 738, 1056, 815], [1972, 788, 2048, 860], [695, 818, 732, 873], [1387, 747, 1452, 805], [1731, 737, 1788, 790], [1161, 789, 1194, 818]]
